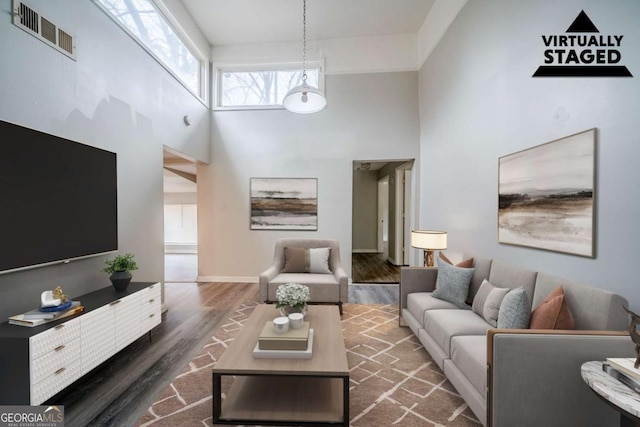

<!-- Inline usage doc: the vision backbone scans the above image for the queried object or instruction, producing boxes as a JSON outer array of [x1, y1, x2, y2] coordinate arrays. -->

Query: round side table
[[581, 361, 640, 427]]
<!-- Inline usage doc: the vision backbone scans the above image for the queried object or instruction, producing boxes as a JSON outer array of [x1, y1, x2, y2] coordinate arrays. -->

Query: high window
[[94, 0, 204, 99], [216, 63, 323, 110]]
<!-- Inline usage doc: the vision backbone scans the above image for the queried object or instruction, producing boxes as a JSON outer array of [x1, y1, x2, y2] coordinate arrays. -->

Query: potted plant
[[102, 253, 138, 291], [275, 283, 310, 317]]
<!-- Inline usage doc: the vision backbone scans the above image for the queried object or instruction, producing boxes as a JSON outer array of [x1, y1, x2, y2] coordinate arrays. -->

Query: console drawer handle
[[55, 324, 65, 330], [149, 314, 155, 318], [149, 299, 155, 303], [54, 345, 65, 352], [110, 300, 122, 306], [55, 367, 66, 375]]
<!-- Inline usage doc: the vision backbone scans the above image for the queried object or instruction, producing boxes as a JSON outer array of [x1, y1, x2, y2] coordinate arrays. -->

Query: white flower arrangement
[[275, 283, 310, 310]]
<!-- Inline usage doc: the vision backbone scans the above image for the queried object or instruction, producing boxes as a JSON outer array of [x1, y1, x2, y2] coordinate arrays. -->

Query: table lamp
[[411, 230, 447, 267]]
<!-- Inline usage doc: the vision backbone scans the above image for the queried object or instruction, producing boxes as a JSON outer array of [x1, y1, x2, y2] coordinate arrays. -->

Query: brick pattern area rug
[[135, 303, 480, 426]]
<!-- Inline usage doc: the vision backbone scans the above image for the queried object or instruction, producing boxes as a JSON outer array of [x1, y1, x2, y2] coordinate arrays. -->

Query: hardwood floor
[[352, 252, 401, 283], [46, 258, 400, 426]]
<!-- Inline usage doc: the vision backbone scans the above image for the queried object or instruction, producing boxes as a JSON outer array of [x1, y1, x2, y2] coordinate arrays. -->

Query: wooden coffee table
[[212, 304, 349, 425]]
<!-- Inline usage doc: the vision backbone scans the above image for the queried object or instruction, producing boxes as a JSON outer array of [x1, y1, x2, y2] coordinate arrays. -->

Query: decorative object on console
[[411, 230, 447, 267], [498, 128, 596, 257], [276, 283, 310, 317], [623, 306, 640, 368], [102, 253, 138, 291], [40, 286, 69, 308], [250, 178, 318, 230], [282, 0, 326, 114]]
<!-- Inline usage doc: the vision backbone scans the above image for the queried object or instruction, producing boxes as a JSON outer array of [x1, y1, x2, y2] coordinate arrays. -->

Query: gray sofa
[[400, 254, 635, 427], [259, 238, 348, 313]]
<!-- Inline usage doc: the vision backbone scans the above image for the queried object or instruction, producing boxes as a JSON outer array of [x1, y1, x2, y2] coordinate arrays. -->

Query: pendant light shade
[[283, 83, 327, 114], [284, 0, 326, 114]]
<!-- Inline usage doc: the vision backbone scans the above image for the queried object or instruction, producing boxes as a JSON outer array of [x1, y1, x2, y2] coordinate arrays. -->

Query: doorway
[[163, 147, 198, 283], [352, 159, 414, 283]]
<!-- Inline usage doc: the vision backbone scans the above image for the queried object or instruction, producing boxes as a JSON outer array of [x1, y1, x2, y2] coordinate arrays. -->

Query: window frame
[[213, 60, 326, 111], [93, 0, 208, 104]]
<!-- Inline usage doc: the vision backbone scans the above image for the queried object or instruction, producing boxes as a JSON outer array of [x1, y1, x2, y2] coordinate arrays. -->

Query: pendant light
[[283, 0, 327, 114]]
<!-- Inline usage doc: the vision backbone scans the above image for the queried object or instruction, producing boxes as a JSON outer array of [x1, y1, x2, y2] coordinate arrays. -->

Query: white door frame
[[394, 162, 413, 266], [377, 176, 389, 257]]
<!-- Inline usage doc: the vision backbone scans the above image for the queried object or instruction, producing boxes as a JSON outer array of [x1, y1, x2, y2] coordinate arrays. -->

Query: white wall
[[0, 0, 209, 319], [418, 0, 640, 309], [198, 72, 420, 282]]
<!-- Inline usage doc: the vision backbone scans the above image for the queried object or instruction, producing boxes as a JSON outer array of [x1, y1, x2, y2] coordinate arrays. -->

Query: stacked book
[[604, 358, 640, 394], [258, 321, 311, 350], [8, 301, 84, 327]]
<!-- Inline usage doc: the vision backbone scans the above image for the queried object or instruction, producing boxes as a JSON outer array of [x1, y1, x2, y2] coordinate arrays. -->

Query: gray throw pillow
[[472, 279, 510, 327], [497, 287, 531, 329], [432, 260, 475, 309]]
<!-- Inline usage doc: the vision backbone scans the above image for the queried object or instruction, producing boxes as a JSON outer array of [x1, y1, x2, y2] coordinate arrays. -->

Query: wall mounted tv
[[0, 120, 118, 274]]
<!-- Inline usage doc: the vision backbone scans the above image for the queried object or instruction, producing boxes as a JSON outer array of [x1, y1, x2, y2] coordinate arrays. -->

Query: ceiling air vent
[[12, 0, 76, 60]]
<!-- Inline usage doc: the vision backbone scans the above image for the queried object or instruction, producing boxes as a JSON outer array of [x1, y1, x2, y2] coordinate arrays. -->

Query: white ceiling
[[180, 0, 434, 47]]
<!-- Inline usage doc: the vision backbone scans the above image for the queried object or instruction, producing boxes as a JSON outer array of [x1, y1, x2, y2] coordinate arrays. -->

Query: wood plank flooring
[[352, 253, 401, 283]]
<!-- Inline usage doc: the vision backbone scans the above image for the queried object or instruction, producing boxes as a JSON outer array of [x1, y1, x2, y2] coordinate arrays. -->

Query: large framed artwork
[[250, 178, 318, 230], [498, 128, 596, 257]]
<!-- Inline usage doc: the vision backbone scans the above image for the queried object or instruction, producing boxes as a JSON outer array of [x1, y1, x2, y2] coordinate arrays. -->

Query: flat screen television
[[0, 120, 118, 274]]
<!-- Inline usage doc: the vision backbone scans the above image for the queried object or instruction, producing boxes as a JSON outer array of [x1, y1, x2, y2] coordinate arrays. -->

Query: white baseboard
[[386, 256, 400, 266], [197, 276, 258, 283], [352, 249, 380, 254]]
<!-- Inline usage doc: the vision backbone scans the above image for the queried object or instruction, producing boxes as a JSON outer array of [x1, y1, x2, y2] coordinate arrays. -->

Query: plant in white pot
[[276, 283, 310, 317], [102, 253, 138, 291]]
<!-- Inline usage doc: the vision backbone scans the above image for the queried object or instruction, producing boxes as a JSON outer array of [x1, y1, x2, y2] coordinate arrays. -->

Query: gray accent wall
[[352, 170, 378, 252], [418, 1, 640, 310], [0, 1, 209, 320]]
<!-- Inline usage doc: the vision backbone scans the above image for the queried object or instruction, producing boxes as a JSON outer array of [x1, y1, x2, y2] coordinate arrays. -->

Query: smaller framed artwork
[[498, 128, 596, 257], [250, 178, 318, 230]]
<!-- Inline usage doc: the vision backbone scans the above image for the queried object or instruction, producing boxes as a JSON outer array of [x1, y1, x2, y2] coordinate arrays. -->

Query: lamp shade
[[411, 230, 447, 250], [283, 83, 327, 114]]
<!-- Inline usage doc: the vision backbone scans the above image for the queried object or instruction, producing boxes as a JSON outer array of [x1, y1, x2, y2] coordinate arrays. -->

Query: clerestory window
[[94, 0, 205, 100], [215, 63, 324, 110]]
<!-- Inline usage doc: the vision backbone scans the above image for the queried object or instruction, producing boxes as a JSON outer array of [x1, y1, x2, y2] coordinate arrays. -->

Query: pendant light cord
[[302, 0, 307, 83]]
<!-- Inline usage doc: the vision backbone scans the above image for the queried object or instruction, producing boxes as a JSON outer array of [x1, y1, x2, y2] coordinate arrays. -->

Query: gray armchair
[[259, 238, 348, 314]]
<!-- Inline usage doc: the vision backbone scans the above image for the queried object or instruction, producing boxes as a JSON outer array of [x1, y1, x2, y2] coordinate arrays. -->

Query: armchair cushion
[[267, 273, 339, 302], [282, 247, 331, 274]]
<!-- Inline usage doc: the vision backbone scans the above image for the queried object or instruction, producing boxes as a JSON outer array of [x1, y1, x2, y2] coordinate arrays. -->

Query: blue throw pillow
[[497, 287, 531, 329], [432, 260, 475, 308]]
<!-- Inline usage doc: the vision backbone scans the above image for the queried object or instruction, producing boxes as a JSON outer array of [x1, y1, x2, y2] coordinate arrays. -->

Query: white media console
[[0, 282, 161, 405]]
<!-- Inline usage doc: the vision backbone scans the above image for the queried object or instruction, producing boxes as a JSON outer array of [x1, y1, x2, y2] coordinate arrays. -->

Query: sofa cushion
[[268, 273, 339, 302], [530, 286, 575, 329], [424, 310, 491, 357], [472, 279, 509, 327], [432, 260, 475, 309], [407, 292, 459, 327], [450, 335, 487, 396], [488, 260, 537, 305], [282, 247, 331, 274], [497, 287, 531, 329]]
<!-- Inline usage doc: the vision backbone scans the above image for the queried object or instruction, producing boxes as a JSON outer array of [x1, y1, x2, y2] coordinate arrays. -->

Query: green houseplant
[[102, 253, 138, 291]]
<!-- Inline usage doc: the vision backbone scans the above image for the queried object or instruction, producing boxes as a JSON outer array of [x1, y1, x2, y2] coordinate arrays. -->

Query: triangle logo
[[566, 10, 599, 33], [533, 10, 632, 77]]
